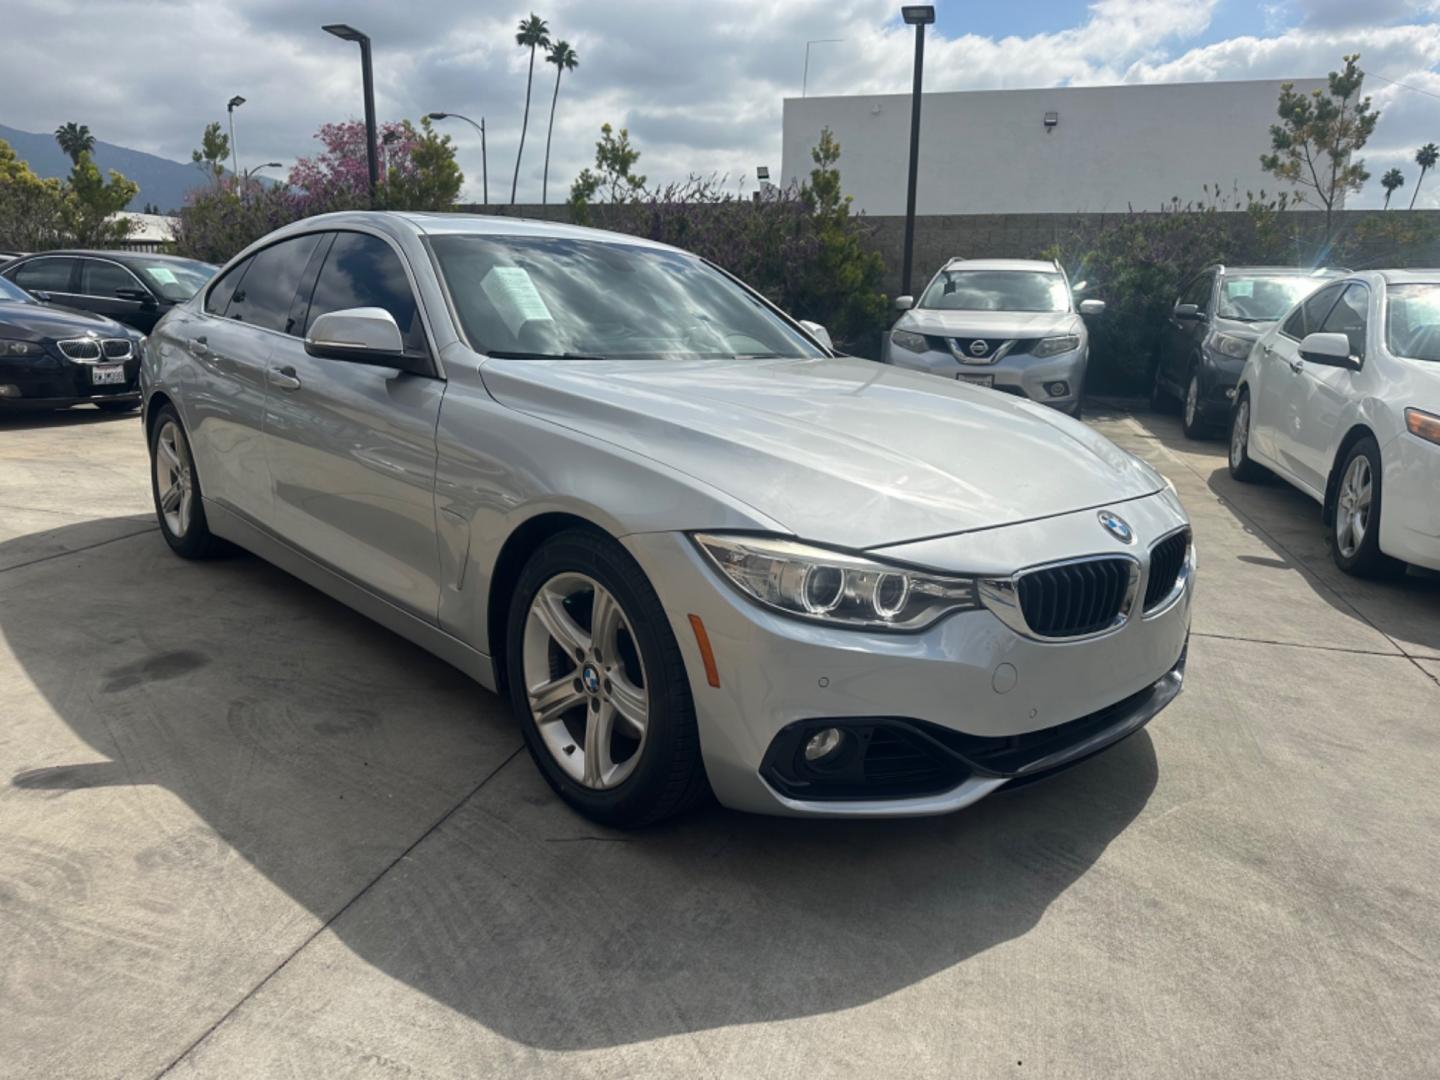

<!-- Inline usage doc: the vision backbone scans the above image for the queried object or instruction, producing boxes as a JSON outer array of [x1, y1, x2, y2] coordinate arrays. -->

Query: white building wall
[[781, 79, 1328, 215]]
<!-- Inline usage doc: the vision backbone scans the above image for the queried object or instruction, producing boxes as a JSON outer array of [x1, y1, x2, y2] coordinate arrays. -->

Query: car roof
[[7, 249, 212, 266], [1213, 265, 1348, 277], [1375, 269, 1440, 284], [940, 258, 1058, 273], [277, 210, 685, 255]]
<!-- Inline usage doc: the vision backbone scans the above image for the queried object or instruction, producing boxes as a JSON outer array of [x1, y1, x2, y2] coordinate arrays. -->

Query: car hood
[[1211, 315, 1273, 340], [895, 308, 1080, 339], [0, 302, 129, 342], [481, 355, 1165, 548]]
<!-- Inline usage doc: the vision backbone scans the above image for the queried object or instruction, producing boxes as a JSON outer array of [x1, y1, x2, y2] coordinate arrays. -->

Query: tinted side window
[[1182, 273, 1213, 309], [1319, 284, 1368, 359], [80, 259, 141, 296], [205, 257, 251, 316], [304, 232, 425, 354], [13, 258, 76, 292], [1283, 283, 1344, 340], [227, 234, 322, 334]]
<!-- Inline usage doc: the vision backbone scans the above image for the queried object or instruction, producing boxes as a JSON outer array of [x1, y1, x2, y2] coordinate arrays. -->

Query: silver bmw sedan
[[140, 211, 1192, 827]]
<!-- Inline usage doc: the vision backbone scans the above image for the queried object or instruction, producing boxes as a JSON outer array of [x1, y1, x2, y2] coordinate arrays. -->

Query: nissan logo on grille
[[968, 339, 989, 357]]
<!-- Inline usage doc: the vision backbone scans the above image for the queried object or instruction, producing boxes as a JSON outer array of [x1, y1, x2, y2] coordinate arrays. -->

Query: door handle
[[1288, 359, 1304, 373], [268, 365, 302, 391], [187, 336, 209, 357]]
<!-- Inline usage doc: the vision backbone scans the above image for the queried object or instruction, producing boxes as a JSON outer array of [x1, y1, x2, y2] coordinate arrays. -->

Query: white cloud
[[0, 0, 1436, 208]]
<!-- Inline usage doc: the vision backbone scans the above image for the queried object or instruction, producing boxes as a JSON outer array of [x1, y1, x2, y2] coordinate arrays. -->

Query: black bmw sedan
[[0, 250, 216, 333], [0, 276, 144, 413]]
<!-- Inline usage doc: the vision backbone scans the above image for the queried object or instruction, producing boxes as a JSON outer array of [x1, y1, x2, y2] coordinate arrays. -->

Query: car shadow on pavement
[[2, 517, 1158, 1051]]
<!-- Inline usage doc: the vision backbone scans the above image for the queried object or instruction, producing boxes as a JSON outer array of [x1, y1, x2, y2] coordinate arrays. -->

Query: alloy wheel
[[522, 572, 649, 790], [154, 419, 193, 538], [1185, 376, 1199, 429], [1230, 399, 1249, 469], [1335, 454, 1373, 559]]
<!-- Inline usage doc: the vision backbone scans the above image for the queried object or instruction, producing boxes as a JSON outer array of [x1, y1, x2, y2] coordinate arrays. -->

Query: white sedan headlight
[[1208, 332, 1252, 359], [1031, 334, 1081, 358], [693, 533, 979, 631], [889, 329, 929, 354]]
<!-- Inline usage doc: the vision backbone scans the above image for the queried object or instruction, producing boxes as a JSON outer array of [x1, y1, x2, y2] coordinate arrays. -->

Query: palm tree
[[541, 40, 579, 205], [54, 122, 95, 165], [1410, 143, 1439, 209], [511, 13, 551, 204], [1381, 168, 1405, 209]]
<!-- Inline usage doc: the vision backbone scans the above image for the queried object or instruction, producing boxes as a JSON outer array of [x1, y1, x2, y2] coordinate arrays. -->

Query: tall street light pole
[[226, 96, 245, 188], [322, 23, 379, 205], [899, 5, 934, 298], [428, 112, 487, 205]]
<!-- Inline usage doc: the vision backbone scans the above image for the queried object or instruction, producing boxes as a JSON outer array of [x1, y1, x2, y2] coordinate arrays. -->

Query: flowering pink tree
[[288, 120, 423, 214]]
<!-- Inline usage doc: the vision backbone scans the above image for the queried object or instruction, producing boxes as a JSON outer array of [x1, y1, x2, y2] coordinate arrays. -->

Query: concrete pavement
[[1, 405, 1437, 1079]]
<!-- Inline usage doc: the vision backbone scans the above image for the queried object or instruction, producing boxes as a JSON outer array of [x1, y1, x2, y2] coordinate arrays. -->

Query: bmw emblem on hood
[[1097, 510, 1134, 544]]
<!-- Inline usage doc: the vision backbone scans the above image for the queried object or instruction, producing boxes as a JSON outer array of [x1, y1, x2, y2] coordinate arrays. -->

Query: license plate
[[956, 373, 994, 388], [91, 364, 125, 386]]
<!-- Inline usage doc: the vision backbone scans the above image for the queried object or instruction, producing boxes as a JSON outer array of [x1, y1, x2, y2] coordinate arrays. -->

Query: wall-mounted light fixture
[[1044, 111, 1060, 133]]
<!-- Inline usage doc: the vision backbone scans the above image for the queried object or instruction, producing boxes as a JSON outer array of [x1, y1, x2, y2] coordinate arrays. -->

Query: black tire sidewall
[[505, 529, 703, 827], [1228, 391, 1262, 481], [1332, 438, 1400, 577], [148, 405, 215, 558]]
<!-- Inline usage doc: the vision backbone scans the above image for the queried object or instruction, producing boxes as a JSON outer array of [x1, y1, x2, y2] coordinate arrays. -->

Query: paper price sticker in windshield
[[148, 268, 178, 285], [1226, 279, 1254, 298], [482, 266, 554, 336]]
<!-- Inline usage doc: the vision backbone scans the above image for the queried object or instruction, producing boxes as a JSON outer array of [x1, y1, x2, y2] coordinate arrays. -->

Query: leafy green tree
[[511, 13, 551, 204], [54, 122, 95, 165], [1409, 142, 1438, 209], [1260, 55, 1378, 237], [541, 40, 579, 205], [568, 123, 646, 223], [380, 117, 463, 211], [191, 121, 232, 187], [1381, 167, 1405, 209], [0, 137, 68, 249], [63, 152, 138, 246]]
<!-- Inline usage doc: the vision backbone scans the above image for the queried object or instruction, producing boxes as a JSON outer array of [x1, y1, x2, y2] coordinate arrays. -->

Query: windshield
[[1386, 283, 1440, 362], [428, 235, 826, 360], [1218, 274, 1332, 322], [918, 269, 1069, 313], [0, 277, 34, 303], [138, 259, 217, 302]]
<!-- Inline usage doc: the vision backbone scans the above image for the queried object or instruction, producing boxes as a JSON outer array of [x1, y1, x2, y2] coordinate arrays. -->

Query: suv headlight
[[1, 340, 45, 357], [1031, 334, 1080, 358], [1207, 332, 1252, 359], [890, 329, 929, 354], [693, 533, 979, 631]]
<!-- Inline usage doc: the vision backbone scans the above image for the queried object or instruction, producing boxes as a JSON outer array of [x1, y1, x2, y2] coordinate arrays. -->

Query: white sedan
[[1228, 270, 1440, 576]]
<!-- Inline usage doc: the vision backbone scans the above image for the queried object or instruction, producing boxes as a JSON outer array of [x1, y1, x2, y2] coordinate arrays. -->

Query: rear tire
[[505, 529, 709, 828], [1227, 390, 1265, 482], [148, 405, 224, 559], [1331, 438, 1406, 579]]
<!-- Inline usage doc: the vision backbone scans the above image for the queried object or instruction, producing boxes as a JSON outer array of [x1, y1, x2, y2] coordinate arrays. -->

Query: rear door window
[[1282, 283, 1345, 340], [226, 234, 322, 334], [12, 257, 77, 293], [80, 259, 143, 297], [302, 232, 426, 354], [204, 257, 251, 316], [1318, 284, 1368, 360]]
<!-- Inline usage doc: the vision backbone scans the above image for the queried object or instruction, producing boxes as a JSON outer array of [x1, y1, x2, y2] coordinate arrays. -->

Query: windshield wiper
[[484, 349, 608, 361]]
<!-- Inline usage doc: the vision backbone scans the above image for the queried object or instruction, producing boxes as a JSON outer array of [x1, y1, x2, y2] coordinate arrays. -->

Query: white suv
[[1228, 270, 1440, 576], [882, 258, 1104, 418]]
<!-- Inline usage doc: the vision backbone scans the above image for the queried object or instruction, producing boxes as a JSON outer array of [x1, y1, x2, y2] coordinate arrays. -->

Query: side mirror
[[1078, 298, 1106, 316], [893, 295, 914, 311], [1174, 303, 1204, 321], [1298, 331, 1359, 370], [306, 307, 417, 370], [115, 287, 156, 307], [797, 319, 834, 352]]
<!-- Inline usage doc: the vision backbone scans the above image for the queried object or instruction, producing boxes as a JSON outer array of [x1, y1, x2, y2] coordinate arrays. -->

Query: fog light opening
[[1224, 387, 1236, 400], [803, 726, 847, 764], [1045, 381, 1069, 398]]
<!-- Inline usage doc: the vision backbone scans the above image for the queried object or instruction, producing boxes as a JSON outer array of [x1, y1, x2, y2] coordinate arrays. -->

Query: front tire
[[1181, 371, 1208, 439], [148, 405, 223, 558], [505, 529, 708, 827], [1331, 438, 1405, 579], [1227, 391, 1265, 482]]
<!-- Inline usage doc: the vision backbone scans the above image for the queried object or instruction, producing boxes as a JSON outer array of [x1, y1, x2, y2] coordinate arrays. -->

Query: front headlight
[[693, 533, 979, 631], [1031, 334, 1081, 358], [1, 340, 45, 357], [890, 329, 929, 354], [1207, 332, 1252, 359]]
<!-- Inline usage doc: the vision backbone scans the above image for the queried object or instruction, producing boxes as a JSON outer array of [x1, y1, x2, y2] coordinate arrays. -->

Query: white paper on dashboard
[[482, 266, 554, 337]]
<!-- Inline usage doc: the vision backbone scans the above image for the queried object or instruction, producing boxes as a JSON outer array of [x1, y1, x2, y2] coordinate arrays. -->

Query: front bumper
[[0, 350, 142, 410], [885, 342, 1086, 412], [626, 489, 1192, 817], [1194, 355, 1244, 420]]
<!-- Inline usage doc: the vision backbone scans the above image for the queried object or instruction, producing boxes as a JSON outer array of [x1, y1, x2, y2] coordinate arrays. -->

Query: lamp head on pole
[[901, 5, 935, 25], [227, 95, 246, 112], [322, 23, 369, 44], [426, 112, 448, 120]]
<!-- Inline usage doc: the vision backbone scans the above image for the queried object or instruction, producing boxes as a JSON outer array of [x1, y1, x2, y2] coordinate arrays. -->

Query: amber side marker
[[1405, 407, 1440, 445], [687, 614, 721, 688]]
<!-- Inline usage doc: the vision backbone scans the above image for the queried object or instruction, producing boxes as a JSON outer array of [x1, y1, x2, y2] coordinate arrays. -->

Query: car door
[[1161, 271, 1212, 389], [179, 233, 323, 527], [262, 229, 446, 621], [1254, 282, 1345, 484], [7, 255, 80, 307], [1289, 283, 1370, 492], [77, 258, 158, 331]]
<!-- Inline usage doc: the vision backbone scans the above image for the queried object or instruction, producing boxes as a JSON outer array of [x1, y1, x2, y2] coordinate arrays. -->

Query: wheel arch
[[143, 390, 174, 439], [1323, 423, 1378, 525]]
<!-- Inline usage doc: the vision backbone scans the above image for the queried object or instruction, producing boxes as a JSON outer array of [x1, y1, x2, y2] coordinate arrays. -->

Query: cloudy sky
[[5, 0, 1440, 208]]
